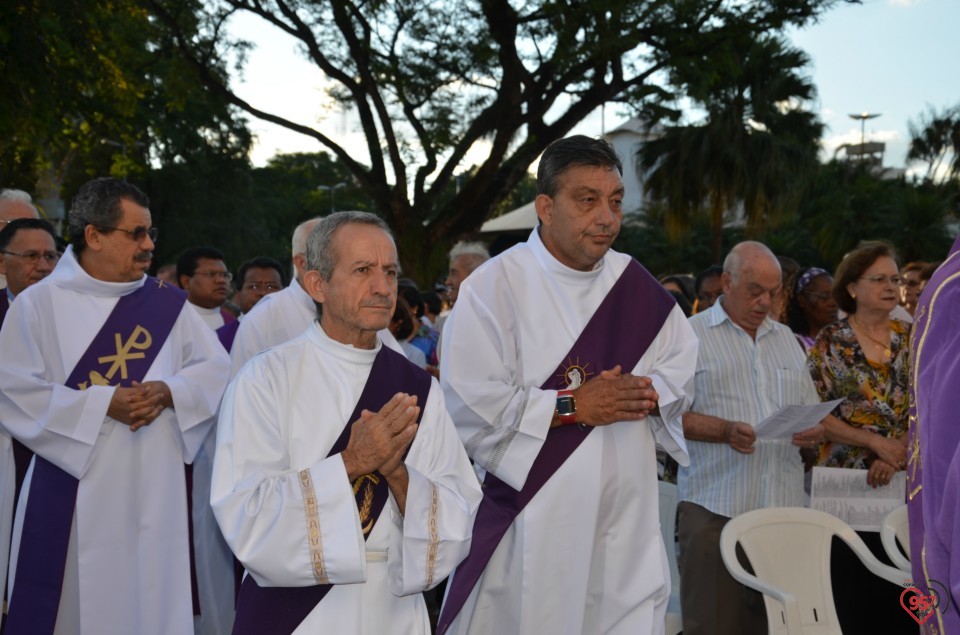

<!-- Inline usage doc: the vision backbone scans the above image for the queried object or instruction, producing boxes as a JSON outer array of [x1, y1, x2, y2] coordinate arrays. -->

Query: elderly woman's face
[[847, 256, 900, 314], [798, 274, 838, 330]]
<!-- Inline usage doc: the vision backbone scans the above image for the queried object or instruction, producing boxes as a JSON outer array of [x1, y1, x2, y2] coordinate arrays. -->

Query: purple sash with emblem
[[437, 259, 676, 634], [232, 345, 432, 635], [5, 278, 187, 635]]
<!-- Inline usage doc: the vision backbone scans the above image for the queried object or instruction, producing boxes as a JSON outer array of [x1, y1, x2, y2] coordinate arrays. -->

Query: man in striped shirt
[[677, 241, 827, 635]]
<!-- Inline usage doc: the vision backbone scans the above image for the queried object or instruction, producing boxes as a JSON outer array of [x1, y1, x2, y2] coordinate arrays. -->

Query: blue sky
[[787, 0, 959, 173], [236, 0, 959, 176]]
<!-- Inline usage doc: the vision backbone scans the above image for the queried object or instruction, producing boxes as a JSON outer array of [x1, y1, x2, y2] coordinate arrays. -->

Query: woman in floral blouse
[[806, 241, 912, 633], [807, 241, 909, 483]]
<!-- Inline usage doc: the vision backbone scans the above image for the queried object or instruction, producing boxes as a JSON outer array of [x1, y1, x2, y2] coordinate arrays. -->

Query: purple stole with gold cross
[[4, 277, 186, 635], [437, 259, 676, 634], [232, 345, 432, 635]]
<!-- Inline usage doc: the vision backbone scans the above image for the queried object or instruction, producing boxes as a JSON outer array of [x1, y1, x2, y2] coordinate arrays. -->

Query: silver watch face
[[556, 395, 576, 417]]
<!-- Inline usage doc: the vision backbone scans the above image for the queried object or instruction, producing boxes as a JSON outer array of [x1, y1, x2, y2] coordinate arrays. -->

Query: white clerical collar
[[306, 319, 382, 365], [45, 245, 145, 298], [527, 226, 606, 283]]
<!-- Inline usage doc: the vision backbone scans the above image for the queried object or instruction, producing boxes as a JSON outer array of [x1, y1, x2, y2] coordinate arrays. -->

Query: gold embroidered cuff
[[299, 468, 329, 584]]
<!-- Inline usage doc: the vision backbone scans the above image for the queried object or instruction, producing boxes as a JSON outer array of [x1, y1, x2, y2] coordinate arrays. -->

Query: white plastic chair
[[880, 504, 911, 572], [719, 507, 910, 635], [657, 481, 682, 635]]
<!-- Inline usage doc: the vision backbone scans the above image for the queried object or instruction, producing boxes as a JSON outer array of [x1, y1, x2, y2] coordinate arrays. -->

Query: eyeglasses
[[900, 279, 921, 288], [860, 274, 901, 286], [194, 270, 233, 282], [242, 282, 281, 292], [803, 291, 832, 302], [1, 250, 59, 264], [697, 291, 721, 303], [99, 225, 159, 243]]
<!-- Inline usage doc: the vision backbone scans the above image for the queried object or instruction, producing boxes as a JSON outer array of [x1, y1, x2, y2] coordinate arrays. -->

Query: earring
[[851, 293, 856, 299]]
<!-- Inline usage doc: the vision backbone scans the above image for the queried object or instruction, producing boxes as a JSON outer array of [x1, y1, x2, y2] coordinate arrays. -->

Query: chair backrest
[[880, 504, 911, 571], [720, 507, 911, 635]]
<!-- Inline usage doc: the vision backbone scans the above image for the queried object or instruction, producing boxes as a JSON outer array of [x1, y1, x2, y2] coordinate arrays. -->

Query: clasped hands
[[108, 381, 173, 431], [341, 393, 419, 482], [556, 365, 659, 428], [866, 435, 908, 488]]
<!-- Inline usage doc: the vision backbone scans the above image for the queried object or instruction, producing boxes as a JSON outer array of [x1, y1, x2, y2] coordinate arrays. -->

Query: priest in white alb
[[213, 211, 482, 635], [0, 178, 229, 635], [437, 136, 697, 635]]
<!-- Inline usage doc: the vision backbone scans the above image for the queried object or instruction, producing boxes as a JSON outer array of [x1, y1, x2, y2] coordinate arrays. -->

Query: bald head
[[291, 217, 322, 282], [720, 241, 782, 338], [723, 241, 780, 282], [0, 189, 40, 225]]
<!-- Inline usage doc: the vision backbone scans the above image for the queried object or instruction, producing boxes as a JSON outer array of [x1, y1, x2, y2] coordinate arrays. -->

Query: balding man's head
[[720, 241, 782, 338], [0, 189, 40, 226]]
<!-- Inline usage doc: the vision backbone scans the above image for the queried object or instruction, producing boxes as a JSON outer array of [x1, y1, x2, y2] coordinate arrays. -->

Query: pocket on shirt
[[774, 368, 808, 408]]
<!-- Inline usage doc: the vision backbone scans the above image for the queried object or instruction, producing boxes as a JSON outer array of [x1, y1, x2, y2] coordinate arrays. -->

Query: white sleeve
[[439, 287, 557, 491], [641, 305, 697, 467], [162, 306, 231, 463], [211, 362, 367, 587], [387, 380, 482, 595]]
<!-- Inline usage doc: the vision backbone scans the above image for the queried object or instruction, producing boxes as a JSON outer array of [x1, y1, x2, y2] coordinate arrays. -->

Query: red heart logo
[[900, 587, 935, 625]]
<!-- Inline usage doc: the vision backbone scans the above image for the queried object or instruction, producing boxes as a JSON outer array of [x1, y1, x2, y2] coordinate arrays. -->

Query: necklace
[[851, 314, 891, 360]]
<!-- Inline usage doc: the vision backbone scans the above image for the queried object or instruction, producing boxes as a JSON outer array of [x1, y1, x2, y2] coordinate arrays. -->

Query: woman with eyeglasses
[[806, 241, 913, 633], [780, 266, 839, 352]]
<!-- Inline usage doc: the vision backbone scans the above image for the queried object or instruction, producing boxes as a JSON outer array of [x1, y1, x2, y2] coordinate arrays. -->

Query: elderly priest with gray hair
[[213, 211, 482, 635]]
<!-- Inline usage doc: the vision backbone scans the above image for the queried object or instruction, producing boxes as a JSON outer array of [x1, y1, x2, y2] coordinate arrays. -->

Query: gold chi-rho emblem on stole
[[77, 325, 153, 389]]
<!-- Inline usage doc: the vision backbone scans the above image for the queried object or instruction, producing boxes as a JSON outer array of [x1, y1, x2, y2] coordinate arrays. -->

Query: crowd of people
[[0, 132, 956, 635]]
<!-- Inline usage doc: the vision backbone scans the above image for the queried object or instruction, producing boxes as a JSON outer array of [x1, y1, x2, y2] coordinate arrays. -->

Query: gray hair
[[0, 189, 40, 219], [449, 240, 490, 266], [291, 216, 322, 257], [722, 241, 779, 281], [68, 178, 149, 253], [306, 211, 393, 280], [0, 189, 34, 204]]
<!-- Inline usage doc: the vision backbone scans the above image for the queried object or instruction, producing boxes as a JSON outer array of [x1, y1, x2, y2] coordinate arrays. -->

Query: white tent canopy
[[479, 200, 537, 233]]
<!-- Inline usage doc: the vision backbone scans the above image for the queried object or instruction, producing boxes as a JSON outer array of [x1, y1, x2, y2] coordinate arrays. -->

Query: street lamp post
[[316, 182, 347, 213], [847, 112, 882, 153]]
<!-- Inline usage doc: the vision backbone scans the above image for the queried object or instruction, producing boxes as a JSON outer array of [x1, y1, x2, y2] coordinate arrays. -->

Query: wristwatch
[[556, 389, 577, 425]]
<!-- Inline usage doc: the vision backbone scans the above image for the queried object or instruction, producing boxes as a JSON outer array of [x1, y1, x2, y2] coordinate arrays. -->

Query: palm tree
[[638, 34, 823, 262], [907, 104, 960, 184]]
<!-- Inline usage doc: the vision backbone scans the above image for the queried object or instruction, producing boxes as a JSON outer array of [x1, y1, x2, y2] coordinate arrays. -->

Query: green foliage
[[799, 162, 954, 267], [0, 0, 251, 221]]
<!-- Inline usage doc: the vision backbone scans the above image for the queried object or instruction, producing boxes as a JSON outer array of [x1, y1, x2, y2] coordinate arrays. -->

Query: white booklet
[[754, 398, 844, 439], [810, 466, 906, 532]]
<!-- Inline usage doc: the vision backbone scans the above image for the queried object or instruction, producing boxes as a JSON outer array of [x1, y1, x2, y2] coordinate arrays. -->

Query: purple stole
[[217, 318, 240, 352], [437, 259, 676, 635], [5, 278, 186, 635], [907, 234, 960, 633], [232, 345, 432, 635]]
